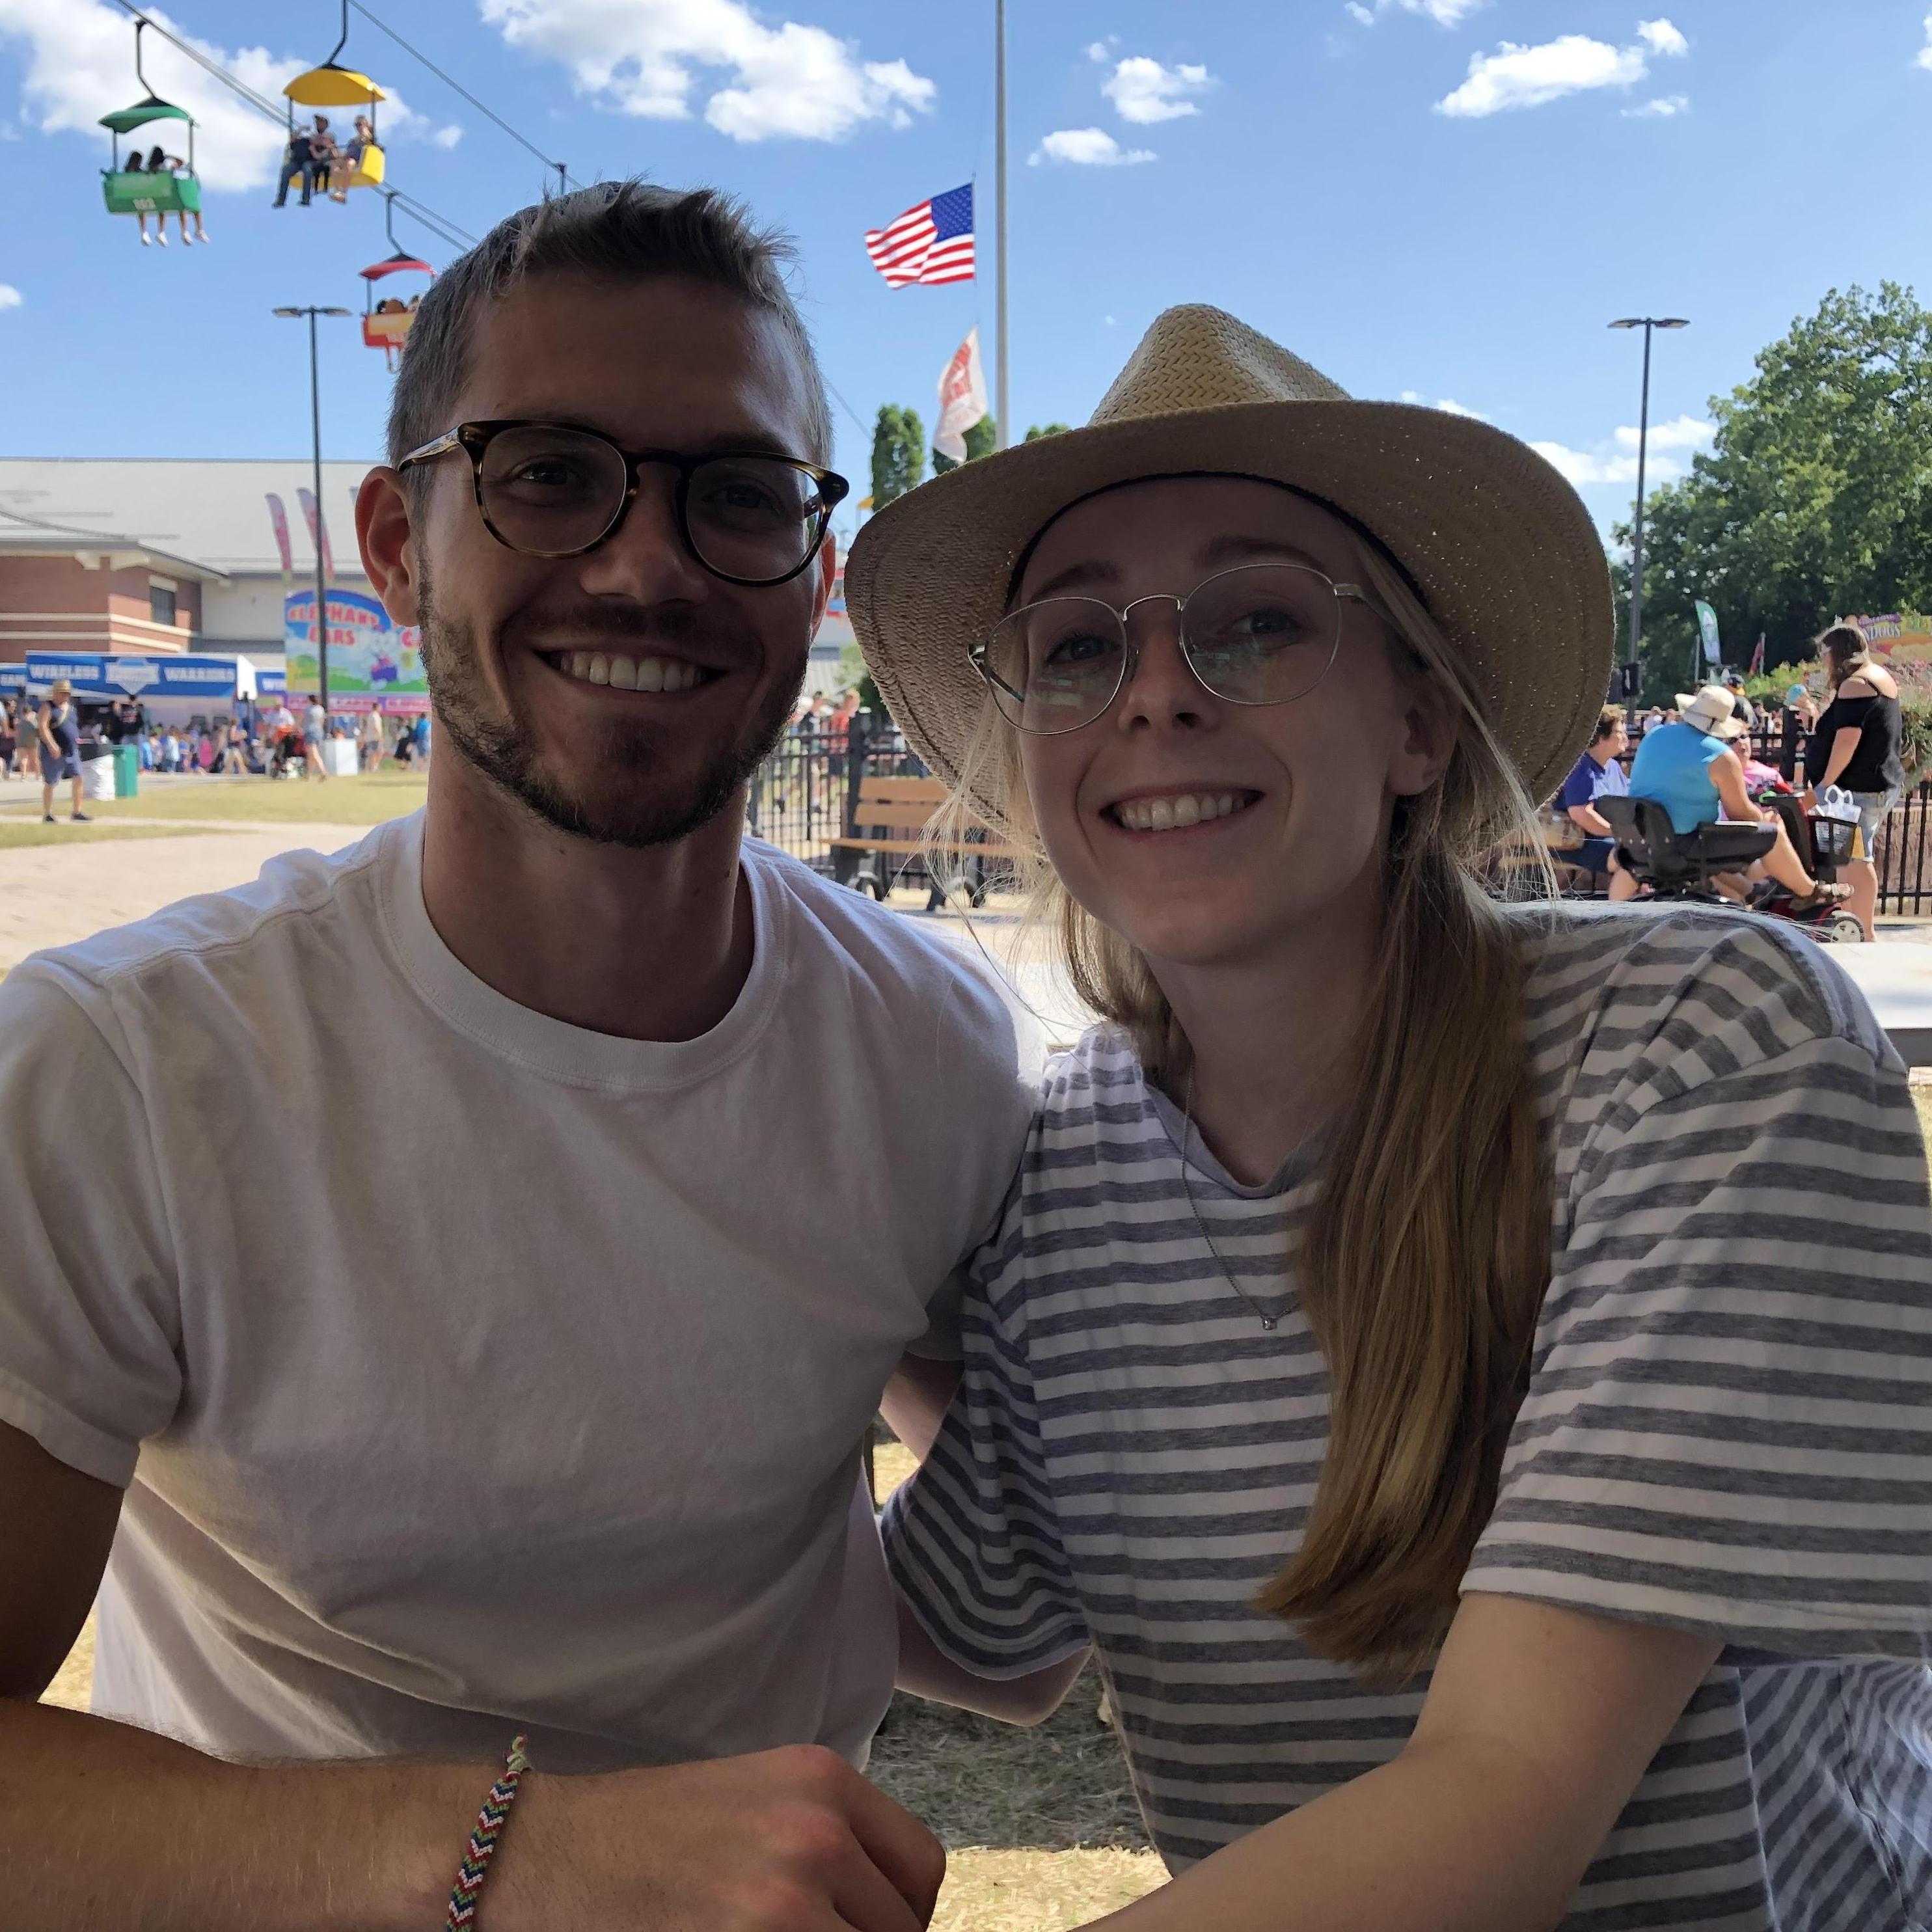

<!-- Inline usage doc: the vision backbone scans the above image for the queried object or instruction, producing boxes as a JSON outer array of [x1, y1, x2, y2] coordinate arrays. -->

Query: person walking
[[300, 694, 330, 780], [35, 679, 88, 823], [359, 706, 385, 772], [0, 697, 18, 779], [1804, 623, 1905, 942], [0, 180, 1031, 1931]]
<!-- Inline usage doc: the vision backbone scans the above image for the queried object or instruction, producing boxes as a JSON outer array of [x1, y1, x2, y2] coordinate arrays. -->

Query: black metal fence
[[743, 715, 925, 875], [753, 709, 1932, 916]]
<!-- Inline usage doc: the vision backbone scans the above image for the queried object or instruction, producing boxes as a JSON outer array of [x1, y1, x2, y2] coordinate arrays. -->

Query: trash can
[[113, 743, 141, 799], [83, 752, 117, 801]]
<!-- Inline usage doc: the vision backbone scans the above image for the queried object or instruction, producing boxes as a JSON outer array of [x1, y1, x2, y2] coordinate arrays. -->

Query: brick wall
[[0, 552, 197, 659]]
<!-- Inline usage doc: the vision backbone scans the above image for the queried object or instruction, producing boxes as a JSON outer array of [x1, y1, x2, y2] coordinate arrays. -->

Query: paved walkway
[[3, 823, 1927, 1063]]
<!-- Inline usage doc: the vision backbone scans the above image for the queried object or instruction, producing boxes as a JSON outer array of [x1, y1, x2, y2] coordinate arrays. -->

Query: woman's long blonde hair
[[938, 524, 1558, 1683]]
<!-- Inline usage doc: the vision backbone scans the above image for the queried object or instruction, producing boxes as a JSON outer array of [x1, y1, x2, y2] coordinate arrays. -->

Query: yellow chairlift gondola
[[281, 0, 387, 204], [99, 21, 206, 246], [361, 195, 433, 371]]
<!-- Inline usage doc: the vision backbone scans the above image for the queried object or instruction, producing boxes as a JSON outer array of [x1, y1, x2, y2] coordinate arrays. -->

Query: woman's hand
[[1088, 1595, 1718, 1932]]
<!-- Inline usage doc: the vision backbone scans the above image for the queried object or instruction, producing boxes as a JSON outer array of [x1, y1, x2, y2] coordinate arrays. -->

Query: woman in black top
[[1804, 623, 1905, 940]]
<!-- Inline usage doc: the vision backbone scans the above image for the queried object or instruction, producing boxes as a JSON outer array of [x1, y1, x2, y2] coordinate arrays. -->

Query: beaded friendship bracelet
[[445, 1734, 532, 1929]]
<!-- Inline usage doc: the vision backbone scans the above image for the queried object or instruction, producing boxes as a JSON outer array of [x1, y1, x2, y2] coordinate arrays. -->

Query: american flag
[[864, 184, 975, 288]]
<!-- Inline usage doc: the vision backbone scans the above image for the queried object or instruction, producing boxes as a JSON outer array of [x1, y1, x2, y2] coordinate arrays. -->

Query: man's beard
[[416, 565, 799, 849]]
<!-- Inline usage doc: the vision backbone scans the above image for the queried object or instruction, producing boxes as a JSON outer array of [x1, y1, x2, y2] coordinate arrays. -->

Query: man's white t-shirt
[[0, 817, 1035, 1771]]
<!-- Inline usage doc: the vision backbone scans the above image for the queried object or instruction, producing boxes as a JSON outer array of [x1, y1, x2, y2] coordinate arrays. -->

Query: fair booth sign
[[284, 588, 429, 714]]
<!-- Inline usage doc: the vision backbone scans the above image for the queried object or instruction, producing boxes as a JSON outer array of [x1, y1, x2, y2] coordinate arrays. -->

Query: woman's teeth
[[554, 650, 705, 693], [1111, 791, 1251, 833]]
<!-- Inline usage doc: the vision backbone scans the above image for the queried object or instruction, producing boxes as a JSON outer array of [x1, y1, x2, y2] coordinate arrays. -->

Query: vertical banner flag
[[934, 328, 990, 463], [264, 494, 295, 591], [864, 184, 975, 288], [1694, 599, 1722, 667], [1749, 633, 1766, 677], [296, 487, 334, 583]]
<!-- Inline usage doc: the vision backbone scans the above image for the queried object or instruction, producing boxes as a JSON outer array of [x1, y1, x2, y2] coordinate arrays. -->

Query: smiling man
[[0, 184, 1033, 1930]]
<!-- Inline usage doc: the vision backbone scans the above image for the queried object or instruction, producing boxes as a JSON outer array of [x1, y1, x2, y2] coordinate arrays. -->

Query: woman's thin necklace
[[1177, 1064, 1292, 1333]]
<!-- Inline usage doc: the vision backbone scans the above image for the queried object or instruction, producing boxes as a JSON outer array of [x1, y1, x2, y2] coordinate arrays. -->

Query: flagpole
[[993, 0, 1009, 452]]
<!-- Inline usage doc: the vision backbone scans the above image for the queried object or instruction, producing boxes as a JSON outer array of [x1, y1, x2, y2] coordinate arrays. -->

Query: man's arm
[[0, 1422, 944, 1932]]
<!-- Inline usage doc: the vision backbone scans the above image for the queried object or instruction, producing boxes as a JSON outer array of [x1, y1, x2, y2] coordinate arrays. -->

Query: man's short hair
[[387, 180, 832, 472], [1592, 703, 1624, 743]]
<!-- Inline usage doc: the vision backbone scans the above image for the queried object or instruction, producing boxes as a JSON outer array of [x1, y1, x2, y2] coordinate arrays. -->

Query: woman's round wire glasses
[[396, 420, 849, 588], [971, 562, 1368, 735]]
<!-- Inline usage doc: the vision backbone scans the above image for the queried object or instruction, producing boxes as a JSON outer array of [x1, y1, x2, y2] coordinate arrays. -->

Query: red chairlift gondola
[[361, 197, 433, 369]]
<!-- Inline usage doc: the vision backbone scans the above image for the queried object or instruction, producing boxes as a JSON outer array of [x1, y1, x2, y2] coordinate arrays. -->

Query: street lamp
[[1609, 316, 1689, 720], [273, 305, 352, 711]]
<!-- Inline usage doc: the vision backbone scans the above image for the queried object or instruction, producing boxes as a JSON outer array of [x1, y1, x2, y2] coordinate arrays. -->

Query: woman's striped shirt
[[883, 903, 1932, 1931]]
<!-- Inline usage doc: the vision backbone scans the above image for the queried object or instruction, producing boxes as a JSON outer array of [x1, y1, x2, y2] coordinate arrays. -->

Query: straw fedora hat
[[846, 304, 1613, 819]]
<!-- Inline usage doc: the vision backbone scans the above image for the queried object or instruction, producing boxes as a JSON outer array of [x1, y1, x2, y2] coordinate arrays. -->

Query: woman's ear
[[1388, 664, 1458, 800]]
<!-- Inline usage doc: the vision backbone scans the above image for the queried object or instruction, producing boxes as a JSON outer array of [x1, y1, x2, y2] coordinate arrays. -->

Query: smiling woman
[[850, 304, 1932, 1932]]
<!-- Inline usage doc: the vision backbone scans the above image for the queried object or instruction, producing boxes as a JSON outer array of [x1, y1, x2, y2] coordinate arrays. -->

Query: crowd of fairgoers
[[0, 691, 429, 787]]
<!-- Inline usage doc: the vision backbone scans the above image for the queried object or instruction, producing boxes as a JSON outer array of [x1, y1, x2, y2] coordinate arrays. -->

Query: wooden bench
[[829, 775, 1020, 908]]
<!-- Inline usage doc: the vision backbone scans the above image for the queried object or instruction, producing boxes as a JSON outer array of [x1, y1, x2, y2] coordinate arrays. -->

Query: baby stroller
[[1599, 795, 1865, 944]]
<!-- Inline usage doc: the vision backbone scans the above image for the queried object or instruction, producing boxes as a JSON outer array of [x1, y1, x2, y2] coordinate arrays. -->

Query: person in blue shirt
[[1553, 706, 1635, 899], [1627, 685, 1847, 910]]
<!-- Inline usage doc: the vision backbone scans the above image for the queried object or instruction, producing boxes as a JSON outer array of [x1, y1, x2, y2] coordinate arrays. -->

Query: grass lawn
[[0, 819, 239, 850], [1, 773, 428, 828]]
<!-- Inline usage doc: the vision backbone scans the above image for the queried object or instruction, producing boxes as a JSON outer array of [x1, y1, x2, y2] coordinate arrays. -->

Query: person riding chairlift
[[143, 144, 207, 247]]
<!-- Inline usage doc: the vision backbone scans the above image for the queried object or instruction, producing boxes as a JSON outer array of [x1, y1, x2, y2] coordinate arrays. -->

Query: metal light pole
[[992, 0, 1009, 452], [1609, 316, 1688, 720], [273, 305, 351, 711]]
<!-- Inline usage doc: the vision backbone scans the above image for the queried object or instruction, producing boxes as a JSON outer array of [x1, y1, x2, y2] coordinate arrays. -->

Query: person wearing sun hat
[[864, 305, 1931, 1930], [1628, 680, 1846, 908]]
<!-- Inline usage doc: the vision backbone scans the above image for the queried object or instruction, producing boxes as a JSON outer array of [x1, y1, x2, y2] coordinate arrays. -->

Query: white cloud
[[1636, 18, 1689, 58], [1534, 416, 1709, 486], [478, 0, 934, 143], [1352, 0, 1488, 24], [1400, 390, 1487, 418], [1030, 127, 1156, 166], [1623, 94, 1689, 116], [1438, 33, 1646, 116], [1100, 55, 1212, 124], [0, 283, 21, 308], [430, 123, 464, 149], [1918, 12, 1932, 70], [0, 0, 435, 190], [1532, 442, 1648, 487], [1613, 414, 1712, 452]]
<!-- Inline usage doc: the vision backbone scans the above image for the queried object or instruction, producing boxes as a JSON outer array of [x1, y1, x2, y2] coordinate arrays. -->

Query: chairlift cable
[[102, 0, 476, 254], [819, 374, 875, 444], [347, 1, 577, 191]]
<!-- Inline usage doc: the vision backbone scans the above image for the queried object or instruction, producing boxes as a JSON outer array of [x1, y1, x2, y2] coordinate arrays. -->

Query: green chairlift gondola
[[99, 22, 202, 234]]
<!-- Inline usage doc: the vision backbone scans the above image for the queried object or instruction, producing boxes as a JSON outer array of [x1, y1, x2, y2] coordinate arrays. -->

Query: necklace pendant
[[1260, 1316, 1277, 1331]]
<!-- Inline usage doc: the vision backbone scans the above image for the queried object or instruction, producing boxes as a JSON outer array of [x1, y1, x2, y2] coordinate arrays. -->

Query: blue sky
[[3, 0, 1929, 547]]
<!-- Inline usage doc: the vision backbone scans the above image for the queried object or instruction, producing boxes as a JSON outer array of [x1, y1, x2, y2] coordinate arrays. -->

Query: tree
[[931, 416, 997, 475], [1612, 282, 1932, 703], [1024, 422, 1072, 441], [869, 405, 925, 510]]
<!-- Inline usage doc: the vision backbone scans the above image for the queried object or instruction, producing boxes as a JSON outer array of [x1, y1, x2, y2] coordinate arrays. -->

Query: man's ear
[[357, 467, 422, 628]]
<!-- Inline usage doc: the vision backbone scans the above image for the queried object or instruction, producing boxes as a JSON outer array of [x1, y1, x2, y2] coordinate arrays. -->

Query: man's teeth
[[557, 650, 704, 693], [1112, 792, 1249, 833]]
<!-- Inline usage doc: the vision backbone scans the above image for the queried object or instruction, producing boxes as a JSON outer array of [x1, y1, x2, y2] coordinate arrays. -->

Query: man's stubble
[[415, 555, 802, 849]]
